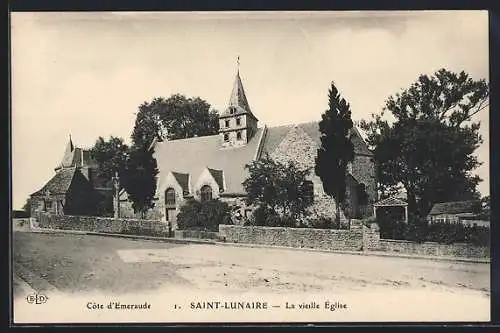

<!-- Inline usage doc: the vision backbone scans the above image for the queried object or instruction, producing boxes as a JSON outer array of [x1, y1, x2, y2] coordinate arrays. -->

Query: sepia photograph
[[10, 10, 490, 323]]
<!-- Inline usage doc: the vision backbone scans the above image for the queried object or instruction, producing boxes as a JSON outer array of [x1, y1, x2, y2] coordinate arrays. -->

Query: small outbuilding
[[373, 196, 408, 223]]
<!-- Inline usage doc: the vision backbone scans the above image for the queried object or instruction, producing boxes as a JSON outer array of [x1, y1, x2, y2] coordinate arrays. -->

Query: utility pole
[[112, 171, 120, 218]]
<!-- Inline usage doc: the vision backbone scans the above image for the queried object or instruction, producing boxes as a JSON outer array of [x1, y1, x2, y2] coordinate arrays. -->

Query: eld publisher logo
[[26, 293, 48, 304]]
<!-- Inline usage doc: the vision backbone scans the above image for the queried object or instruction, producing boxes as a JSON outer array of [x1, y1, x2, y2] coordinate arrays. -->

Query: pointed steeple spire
[[55, 134, 76, 170], [228, 70, 251, 112], [68, 134, 74, 152], [228, 57, 254, 117]]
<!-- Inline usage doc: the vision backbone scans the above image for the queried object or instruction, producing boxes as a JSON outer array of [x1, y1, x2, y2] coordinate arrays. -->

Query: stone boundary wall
[[35, 212, 168, 237], [377, 239, 490, 259], [219, 222, 370, 251], [32, 213, 489, 259], [12, 218, 31, 231], [174, 229, 223, 241]]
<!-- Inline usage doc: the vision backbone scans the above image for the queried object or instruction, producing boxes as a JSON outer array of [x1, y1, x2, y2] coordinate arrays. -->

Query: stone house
[[119, 70, 377, 229], [30, 137, 113, 217]]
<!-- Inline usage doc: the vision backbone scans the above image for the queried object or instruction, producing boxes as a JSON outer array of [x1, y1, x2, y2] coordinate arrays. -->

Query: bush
[[377, 214, 490, 246], [249, 206, 300, 227], [307, 217, 340, 229], [177, 199, 230, 232]]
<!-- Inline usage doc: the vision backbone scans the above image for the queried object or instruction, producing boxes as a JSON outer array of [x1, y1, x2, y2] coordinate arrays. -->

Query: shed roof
[[429, 200, 481, 216], [374, 196, 408, 207]]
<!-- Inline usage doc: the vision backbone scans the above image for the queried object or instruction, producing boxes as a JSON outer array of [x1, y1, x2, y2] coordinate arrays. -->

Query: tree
[[177, 199, 231, 231], [479, 196, 490, 220], [125, 94, 218, 217], [90, 136, 130, 181], [360, 69, 488, 217], [243, 155, 313, 224], [122, 147, 159, 218], [131, 94, 219, 148], [315, 82, 355, 224]]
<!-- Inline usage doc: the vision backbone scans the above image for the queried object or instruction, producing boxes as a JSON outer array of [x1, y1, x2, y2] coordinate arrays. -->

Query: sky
[[11, 11, 490, 209]]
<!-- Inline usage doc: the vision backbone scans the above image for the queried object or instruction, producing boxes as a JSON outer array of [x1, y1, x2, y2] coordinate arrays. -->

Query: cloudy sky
[[11, 11, 489, 209]]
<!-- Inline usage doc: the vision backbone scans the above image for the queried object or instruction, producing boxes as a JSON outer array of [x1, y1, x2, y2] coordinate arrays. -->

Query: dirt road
[[12, 231, 490, 322]]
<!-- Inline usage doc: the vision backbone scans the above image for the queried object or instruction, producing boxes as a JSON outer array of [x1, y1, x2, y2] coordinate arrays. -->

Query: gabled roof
[[429, 200, 481, 216], [154, 120, 373, 195], [207, 168, 224, 190], [374, 196, 408, 207], [154, 128, 263, 195], [30, 168, 76, 196], [261, 122, 373, 156], [171, 172, 190, 193], [220, 71, 258, 120]]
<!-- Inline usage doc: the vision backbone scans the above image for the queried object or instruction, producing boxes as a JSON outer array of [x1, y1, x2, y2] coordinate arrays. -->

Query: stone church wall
[[351, 154, 377, 213], [269, 125, 345, 222]]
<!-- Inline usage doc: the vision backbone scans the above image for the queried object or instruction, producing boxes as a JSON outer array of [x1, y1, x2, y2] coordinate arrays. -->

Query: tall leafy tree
[[125, 93, 219, 216], [90, 136, 130, 181], [122, 147, 159, 218], [131, 94, 219, 147], [315, 82, 355, 224], [243, 155, 313, 223], [360, 69, 488, 217]]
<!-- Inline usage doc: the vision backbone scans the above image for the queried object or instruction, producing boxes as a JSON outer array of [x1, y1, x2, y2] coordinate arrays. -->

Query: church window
[[303, 181, 314, 202], [236, 131, 242, 140], [165, 188, 176, 206], [45, 200, 53, 211], [224, 133, 229, 142], [200, 185, 213, 202], [236, 117, 241, 126], [225, 120, 230, 127]]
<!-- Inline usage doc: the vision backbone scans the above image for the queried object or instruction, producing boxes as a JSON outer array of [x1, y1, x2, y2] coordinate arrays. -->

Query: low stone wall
[[377, 239, 490, 259], [174, 229, 223, 241], [219, 224, 366, 251], [35, 212, 168, 237], [12, 218, 31, 231]]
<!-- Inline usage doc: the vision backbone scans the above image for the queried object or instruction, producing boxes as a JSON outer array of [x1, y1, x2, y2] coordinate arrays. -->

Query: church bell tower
[[219, 58, 259, 148]]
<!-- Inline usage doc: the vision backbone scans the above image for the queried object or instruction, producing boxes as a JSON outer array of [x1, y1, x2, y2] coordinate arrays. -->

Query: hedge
[[377, 216, 490, 246]]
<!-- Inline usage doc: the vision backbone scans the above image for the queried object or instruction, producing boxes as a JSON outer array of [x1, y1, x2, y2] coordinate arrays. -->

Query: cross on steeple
[[237, 56, 240, 72]]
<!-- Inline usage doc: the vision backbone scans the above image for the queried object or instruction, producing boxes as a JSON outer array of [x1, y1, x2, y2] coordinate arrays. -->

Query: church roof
[[220, 71, 258, 120], [260, 122, 373, 156], [31, 168, 77, 196], [154, 128, 265, 195], [154, 121, 373, 195]]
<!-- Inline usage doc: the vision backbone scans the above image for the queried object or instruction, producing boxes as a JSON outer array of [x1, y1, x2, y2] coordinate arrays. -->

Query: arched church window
[[165, 188, 176, 206], [200, 185, 213, 202], [236, 131, 242, 140], [225, 120, 230, 127], [236, 117, 241, 126], [224, 133, 229, 142]]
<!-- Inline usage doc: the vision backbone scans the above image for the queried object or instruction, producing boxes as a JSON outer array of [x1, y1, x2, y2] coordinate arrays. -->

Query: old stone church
[[118, 70, 377, 228]]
